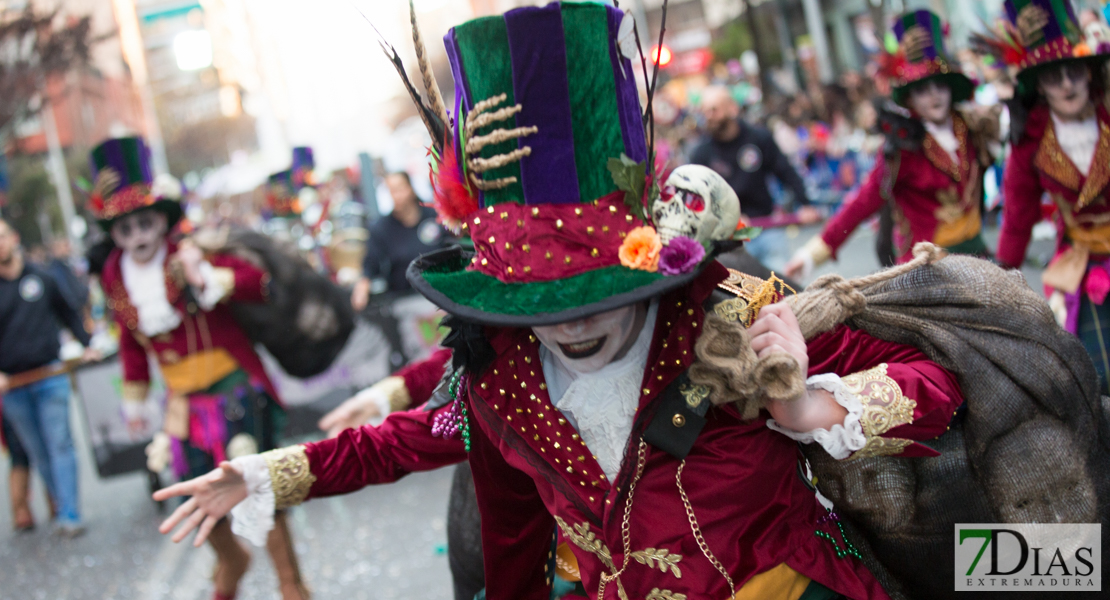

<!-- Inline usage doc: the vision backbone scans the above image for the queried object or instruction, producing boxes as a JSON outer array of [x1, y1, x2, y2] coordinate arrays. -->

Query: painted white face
[[1039, 62, 1092, 121], [906, 79, 952, 125], [110, 209, 168, 264], [533, 304, 643, 374]]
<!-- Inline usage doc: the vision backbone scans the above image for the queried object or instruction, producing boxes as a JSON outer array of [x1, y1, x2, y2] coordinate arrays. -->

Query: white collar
[[541, 301, 658, 481], [1051, 112, 1099, 177], [121, 243, 182, 336]]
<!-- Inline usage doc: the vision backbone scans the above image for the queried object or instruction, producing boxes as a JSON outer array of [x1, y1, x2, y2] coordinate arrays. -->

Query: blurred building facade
[[4, 0, 148, 154]]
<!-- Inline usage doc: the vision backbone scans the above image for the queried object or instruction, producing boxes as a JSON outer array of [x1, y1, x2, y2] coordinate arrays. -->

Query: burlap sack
[[781, 245, 1110, 599]]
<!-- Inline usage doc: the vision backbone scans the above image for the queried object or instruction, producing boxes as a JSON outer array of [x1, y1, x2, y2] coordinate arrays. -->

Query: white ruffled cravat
[[121, 243, 182, 337], [541, 302, 658, 482], [1052, 113, 1099, 176]]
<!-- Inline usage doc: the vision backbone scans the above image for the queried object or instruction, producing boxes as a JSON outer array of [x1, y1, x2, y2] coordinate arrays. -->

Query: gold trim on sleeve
[[121, 381, 150, 402], [263, 445, 317, 510], [375, 376, 413, 413], [801, 235, 832, 267], [841, 363, 918, 459]]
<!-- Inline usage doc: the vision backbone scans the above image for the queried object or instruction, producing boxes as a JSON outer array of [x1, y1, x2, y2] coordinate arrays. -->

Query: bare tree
[[0, 5, 96, 135]]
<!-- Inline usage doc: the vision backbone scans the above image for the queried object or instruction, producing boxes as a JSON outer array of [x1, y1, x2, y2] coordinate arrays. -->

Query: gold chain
[[597, 440, 648, 600], [676, 460, 736, 598]]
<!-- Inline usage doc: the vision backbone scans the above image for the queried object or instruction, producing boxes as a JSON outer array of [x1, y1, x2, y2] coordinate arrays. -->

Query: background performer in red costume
[[787, 10, 997, 280], [990, 0, 1110, 394], [90, 137, 308, 600]]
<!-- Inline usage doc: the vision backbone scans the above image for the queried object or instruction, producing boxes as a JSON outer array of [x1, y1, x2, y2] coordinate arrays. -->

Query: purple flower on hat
[[658, 236, 706, 276]]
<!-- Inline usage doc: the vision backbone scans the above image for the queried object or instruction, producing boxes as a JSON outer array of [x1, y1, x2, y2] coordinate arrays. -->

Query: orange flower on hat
[[619, 226, 661, 272]]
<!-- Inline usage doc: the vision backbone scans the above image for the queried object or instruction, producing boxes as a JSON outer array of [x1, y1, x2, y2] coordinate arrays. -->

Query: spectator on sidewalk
[[0, 217, 97, 537], [350, 172, 454, 310], [689, 86, 821, 271]]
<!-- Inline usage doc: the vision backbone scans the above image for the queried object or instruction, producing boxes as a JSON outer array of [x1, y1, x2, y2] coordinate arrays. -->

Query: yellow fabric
[[933, 208, 982, 248], [554, 542, 581, 582], [1067, 222, 1110, 255], [159, 348, 240, 394], [732, 563, 812, 600]]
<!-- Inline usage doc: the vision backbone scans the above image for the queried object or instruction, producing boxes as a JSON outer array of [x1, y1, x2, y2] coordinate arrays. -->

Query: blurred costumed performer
[[786, 10, 998, 280], [988, 0, 1110, 394], [90, 137, 308, 600]]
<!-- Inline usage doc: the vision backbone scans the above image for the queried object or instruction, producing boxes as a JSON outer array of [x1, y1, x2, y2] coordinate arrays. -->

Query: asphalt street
[[0, 222, 1051, 599]]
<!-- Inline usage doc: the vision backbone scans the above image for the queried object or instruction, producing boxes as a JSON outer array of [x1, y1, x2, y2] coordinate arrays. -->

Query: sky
[[243, 0, 472, 174]]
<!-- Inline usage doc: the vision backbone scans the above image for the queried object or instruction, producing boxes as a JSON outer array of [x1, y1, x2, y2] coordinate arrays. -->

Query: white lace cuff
[[229, 454, 274, 547], [767, 373, 865, 460], [194, 261, 232, 310], [357, 387, 394, 427]]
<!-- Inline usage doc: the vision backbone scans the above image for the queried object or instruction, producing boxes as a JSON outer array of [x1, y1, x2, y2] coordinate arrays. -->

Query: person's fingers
[[784, 260, 803, 278], [757, 344, 787, 359], [218, 461, 242, 478], [747, 311, 783, 337], [769, 302, 801, 332], [171, 505, 208, 544], [194, 514, 220, 547], [751, 331, 790, 354], [319, 403, 353, 431], [159, 497, 197, 533], [153, 480, 194, 502]]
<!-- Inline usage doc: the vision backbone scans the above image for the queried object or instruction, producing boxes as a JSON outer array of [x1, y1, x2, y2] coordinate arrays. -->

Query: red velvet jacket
[[997, 102, 1110, 269], [300, 265, 964, 599], [822, 114, 985, 262], [100, 243, 280, 403]]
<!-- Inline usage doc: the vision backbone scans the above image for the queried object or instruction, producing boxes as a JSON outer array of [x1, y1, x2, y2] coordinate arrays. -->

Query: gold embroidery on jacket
[[555, 516, 684, 597], [842, 363, 918, 459], [264, 445, 317, 510], [1077, 122, 1110, 210], [632, 548, 683, 578], [1035, 125, 1082, 192], [646, 590, 688, 600], [679, 383, 710, 410]]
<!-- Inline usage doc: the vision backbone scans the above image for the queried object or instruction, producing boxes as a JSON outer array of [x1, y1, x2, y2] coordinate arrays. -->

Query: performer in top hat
[[265, 146, 316, 222], [90, 137, 308, 600], [786, 10, 997, 279], [990, 0, 1110, 394], [150, 4, 983, 598]]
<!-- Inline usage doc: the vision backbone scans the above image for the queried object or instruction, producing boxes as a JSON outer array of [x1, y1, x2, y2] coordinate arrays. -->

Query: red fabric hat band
[[94, 183, 155, 221], [465, 191, 640, 283]]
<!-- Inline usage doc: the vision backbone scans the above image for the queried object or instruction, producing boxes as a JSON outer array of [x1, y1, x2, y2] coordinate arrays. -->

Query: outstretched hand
[[153, 462, 248, 547], [318, 389, 385, 437]]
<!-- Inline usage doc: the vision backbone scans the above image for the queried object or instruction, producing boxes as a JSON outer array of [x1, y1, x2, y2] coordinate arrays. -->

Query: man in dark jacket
[[0, 218, 97, 536], [689, 86, 820, 270], [350, 172, 454, 310]]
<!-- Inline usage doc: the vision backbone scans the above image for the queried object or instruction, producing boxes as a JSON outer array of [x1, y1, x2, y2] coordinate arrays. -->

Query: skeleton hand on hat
[[465, 93, 538, 191]]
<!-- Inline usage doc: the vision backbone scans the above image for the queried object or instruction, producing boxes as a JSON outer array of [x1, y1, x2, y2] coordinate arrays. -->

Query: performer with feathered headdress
[[91, 137, 311, 600], [786, 10, 998, 279], [990, 0, 1110, 395]]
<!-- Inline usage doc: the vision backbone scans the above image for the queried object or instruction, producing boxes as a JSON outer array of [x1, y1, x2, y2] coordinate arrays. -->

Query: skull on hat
[[652, 164, 741, 245]]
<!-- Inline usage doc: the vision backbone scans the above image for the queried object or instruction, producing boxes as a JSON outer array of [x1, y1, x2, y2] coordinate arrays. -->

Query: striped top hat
[[267, 147, 315, 217], [404, 1, 743, 326], [999, 0, 1110, 94], [887, 10, 974, 106], [89, 137, 182, 228]]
